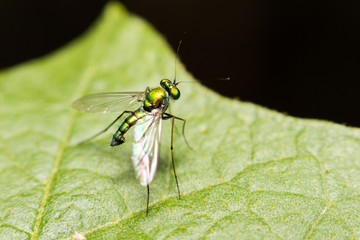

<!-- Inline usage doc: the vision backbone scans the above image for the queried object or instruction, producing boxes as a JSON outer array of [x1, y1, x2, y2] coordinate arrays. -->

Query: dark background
[[1, 0, 360, 126]]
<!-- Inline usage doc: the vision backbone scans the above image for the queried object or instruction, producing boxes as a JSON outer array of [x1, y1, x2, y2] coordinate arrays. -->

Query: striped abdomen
[[110, 109, 146, 146]]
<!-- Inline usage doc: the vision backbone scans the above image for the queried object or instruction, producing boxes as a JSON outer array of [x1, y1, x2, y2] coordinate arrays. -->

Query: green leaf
[[1, 2, 360, 239]]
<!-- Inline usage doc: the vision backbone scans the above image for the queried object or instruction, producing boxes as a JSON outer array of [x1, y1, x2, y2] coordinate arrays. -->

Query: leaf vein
[[304, 201, 333, 239]]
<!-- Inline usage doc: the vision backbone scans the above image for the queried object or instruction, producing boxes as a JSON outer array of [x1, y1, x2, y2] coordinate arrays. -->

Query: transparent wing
[[132, 108, 163, 186], [72, 91, 146, 113]]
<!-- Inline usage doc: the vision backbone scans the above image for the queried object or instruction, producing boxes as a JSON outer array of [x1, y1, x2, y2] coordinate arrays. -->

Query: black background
[[1, 0, 360, 126]]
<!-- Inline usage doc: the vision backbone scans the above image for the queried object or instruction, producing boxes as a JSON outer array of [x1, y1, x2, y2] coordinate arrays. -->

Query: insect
[[72, 75, 187, 216]]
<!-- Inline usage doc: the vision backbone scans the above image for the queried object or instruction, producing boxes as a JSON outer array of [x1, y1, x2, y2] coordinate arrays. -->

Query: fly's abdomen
[[110, 109, 146, 146]]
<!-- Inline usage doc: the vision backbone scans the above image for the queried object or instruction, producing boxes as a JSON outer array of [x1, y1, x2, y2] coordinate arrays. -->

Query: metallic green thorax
[[111, 79, 181, 147], [143, 87, 169, 112]]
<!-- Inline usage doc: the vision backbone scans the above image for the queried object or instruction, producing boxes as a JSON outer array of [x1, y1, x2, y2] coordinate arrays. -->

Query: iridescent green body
[[110, 79, 179, 147], [72, 77, 184, 216], [143, 87, 169, 112], [111, 109, 147, 146]]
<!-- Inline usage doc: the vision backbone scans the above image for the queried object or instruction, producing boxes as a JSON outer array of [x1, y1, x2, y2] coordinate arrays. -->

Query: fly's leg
[[171, 116, 181, 200], [78, 110, 132, 144], [163, 113, 191, 200], [146, 184, 150, 216], [163, 113, 192, 150]]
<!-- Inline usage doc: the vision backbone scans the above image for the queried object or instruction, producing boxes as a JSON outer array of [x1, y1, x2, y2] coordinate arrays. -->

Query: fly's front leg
[[78, 110, 133, 144], [163, 113, 191, 200], [163, 113, 191, 150]]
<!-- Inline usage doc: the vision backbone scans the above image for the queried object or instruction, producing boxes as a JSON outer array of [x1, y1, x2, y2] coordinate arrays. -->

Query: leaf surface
[[1, 3, 360, 239]]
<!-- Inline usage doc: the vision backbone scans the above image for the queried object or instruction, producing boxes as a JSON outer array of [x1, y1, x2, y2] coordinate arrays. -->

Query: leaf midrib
[[29, 12, 121, 239], [30, 99, 79, 239], [30, 70, 99, 240]]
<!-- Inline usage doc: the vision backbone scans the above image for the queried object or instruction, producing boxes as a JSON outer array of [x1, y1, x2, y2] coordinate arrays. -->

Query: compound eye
[[171, 88, 180, 100], [160, 79, 169, 88]]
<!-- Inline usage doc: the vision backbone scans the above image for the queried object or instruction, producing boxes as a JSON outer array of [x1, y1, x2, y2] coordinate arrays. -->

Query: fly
[[72, 44, 188, 215]]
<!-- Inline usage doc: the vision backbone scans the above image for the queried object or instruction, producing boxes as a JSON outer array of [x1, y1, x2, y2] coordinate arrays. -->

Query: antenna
[[215, 77, 231, 81], [176, 77, 230, 85], [173, 33, 229, 86], [174, 33, 186, 84]]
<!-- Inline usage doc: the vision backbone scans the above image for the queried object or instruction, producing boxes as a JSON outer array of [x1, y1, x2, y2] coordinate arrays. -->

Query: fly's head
[[160, 79, 180, 100]]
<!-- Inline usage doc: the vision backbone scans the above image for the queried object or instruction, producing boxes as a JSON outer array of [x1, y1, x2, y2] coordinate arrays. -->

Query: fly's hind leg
[[146, 184, 150, 216], [78, 110, 133, 144]]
